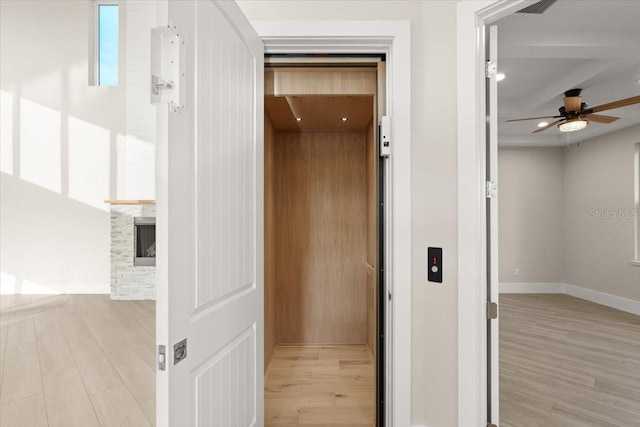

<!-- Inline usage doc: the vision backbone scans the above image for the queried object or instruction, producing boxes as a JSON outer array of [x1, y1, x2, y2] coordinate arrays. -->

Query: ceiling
[[497, 0, 640, 146], [265, 95, 374, 131]]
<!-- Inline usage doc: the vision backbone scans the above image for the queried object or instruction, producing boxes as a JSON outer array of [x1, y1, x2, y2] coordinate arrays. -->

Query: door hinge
[[486, 180, 497, 198], [174, 338, 187, 365], [485, 60, 497, 79], [150, 24, 185, 113], [158, 345, 166, 371], [380, 116, 391, 157], [487, 302, 498, 320]]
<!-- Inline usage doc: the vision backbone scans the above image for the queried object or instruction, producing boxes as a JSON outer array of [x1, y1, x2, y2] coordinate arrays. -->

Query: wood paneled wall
[[274, 132, 367, 344], [264, 117, 276, 369], [265, 67, 376, 96], [365, 121, 378, 359]]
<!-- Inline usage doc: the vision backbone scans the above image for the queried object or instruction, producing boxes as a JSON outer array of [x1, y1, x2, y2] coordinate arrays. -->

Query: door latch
[[150, 24, 185, 113], [174, 338, 187, 365], [158, 345, 166, 371], [380, 116, 391, 157], [152, 75, 174, 96]]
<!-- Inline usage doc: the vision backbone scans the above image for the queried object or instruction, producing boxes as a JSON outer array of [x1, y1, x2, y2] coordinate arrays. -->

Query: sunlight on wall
[[1, 90, 13, 175], [20, 98, 61, 193], [125, 135, 155, 198], [68, 116, 110, 211]]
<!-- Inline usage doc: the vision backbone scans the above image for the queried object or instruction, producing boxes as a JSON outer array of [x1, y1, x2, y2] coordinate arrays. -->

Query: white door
[[155, 1, 264, 426], [486, 24, 500, 426]]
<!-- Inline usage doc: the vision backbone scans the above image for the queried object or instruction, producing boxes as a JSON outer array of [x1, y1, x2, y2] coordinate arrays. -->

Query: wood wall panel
[[265, 67, 376, 96], [275, 132, 367, 344], [264, 117, 276, 369], [365, 122, 377, 359]]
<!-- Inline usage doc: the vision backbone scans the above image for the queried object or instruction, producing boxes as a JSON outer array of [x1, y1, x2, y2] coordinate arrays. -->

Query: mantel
[[104, 200, 156, 205]]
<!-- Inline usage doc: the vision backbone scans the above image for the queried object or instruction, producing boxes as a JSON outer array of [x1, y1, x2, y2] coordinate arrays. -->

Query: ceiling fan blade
[[586, 95, 640, 114], [506, 115, 562, 122], [532, 119, 564, 133], [563, 96, 582, 112], [585, 114, 619, 124]]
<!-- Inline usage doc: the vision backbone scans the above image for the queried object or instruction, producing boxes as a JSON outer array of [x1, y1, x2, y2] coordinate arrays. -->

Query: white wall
[[237, 2, 459, 425], [564, 125, 640, 301], [499, 125, 640, 302], [0, 0, 155, 294], [498, 147, 565, 283]]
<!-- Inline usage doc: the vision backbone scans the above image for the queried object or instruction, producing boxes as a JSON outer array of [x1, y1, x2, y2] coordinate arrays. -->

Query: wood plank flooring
[[0, 294, 155, 427], [265, 345, 375, 426], [500, 294, 640, 427]]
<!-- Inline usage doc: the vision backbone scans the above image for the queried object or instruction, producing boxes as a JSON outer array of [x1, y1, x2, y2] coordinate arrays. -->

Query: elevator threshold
[[265, 344, 375, 426]]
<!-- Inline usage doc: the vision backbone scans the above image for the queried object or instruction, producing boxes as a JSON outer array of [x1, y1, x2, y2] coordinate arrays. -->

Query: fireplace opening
[[134, 217, 156, 266]]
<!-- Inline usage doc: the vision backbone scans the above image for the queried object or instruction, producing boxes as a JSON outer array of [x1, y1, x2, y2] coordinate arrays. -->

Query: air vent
[[516, 0, 557, 14]]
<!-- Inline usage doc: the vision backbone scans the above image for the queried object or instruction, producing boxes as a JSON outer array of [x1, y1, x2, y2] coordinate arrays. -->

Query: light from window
[[98, 4, 118, 86]]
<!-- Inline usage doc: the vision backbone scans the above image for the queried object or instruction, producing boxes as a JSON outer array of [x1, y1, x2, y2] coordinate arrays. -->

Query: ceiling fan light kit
[[558, 119, 588, 132], [506, 89, 640, 134]]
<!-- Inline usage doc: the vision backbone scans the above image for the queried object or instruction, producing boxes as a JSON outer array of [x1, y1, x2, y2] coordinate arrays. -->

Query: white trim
[[499, 282, 564, 294], [253, 20, 411, 427], [0, 282, 109, 295], [500, 282, 640, 316], [457, 1, 536, 426], [634, 142, 639, 260], [564, 283, 640, 316]]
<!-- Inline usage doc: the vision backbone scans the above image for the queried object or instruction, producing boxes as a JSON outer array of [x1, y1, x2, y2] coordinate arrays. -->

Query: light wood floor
[[500, 294, 640, 427], [0, 294, 156, 427], [265, 345, 375, 426]]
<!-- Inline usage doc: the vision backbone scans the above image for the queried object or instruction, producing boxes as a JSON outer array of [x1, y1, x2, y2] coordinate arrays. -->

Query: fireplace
[[134, 217, 156, 266]]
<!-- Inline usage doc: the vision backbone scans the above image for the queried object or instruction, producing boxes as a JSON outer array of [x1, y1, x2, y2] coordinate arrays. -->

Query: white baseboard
[[563, 283, 640, 316], [499, 282, 564, 294], [0, 282, 109, 295], [500, 282, 640, 316]]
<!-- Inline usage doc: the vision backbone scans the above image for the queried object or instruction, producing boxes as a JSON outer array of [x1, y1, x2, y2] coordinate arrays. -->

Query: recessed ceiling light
[[537, 121, 548, 128], [295, 117, 302, 121], [341, 117, 348, 121], [495, 73, 506, 82]]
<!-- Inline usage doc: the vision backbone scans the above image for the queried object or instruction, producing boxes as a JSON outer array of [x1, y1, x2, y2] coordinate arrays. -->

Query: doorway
[[154, 4, 412, 423], [263, 61, 383, 426]]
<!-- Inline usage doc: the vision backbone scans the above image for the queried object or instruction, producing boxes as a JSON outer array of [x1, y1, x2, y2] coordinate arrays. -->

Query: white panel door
[[156, 1, 264, 426]]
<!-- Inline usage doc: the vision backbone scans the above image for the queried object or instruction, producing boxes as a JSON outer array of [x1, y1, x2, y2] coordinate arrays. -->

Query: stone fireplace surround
[[106, 200, 156, 300]]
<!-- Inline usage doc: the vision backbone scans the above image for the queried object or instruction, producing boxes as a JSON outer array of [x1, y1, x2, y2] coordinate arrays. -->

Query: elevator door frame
[[255, 20, 411, 427], [266, 59, 382, 424]]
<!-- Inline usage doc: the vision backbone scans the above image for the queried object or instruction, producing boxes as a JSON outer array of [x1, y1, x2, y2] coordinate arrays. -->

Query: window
[[91, 2, 119, 86], [635, 143, 640, 263]]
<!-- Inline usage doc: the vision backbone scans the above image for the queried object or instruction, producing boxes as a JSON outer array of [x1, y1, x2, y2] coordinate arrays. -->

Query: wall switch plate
[[427, 247, 443, 283], [515, 268, 520, 277]]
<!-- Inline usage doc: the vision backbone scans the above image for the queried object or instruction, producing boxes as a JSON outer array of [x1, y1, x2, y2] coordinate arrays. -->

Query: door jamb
[[456, 1, 536, 425], [253, 20, 411, 427]]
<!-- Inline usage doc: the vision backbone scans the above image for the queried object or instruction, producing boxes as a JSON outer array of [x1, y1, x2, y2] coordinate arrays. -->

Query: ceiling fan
[[506, 89, 640, 133]]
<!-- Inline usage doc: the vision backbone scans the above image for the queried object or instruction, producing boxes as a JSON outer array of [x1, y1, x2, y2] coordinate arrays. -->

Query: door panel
[[157, 1, 264, 426], [486, 24, 499, 426]]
